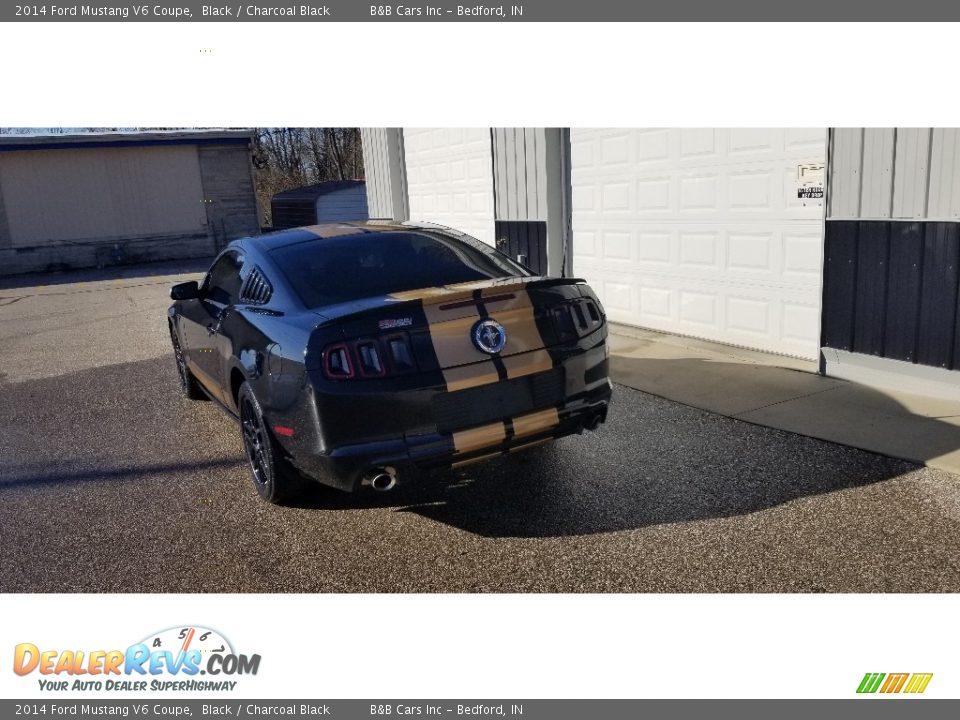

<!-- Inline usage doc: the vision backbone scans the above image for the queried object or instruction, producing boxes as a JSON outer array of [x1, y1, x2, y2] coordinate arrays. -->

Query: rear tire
[[170, 326, 205, 400], [238, 381, 303, 504]]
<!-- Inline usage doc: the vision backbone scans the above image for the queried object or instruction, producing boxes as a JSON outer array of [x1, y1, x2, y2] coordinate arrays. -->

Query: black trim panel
[[495, 220, 548, 275], [432, 367, 565, 433]]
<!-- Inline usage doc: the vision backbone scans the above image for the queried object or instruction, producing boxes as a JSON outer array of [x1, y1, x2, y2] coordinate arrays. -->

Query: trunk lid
[[308, 277, 591, 386]]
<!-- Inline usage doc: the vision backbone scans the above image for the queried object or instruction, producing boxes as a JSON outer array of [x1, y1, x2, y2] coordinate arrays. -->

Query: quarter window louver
[[240, 267, 272, 305]]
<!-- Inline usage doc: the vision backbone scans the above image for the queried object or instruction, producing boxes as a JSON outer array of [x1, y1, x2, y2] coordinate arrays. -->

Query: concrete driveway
[[1, 261, 959, 592]]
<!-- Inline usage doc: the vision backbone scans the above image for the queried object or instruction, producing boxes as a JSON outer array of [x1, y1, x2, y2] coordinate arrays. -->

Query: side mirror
[[170, 280, 200, 301]]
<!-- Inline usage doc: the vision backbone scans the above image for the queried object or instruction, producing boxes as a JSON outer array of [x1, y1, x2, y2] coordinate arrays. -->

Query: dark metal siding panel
[[954, 274, 960, 370], [916, 223, 960, 369], [884, 222, 925, 362], [822, 221, 859, 351], [825, 219, 960, 371], [270, 200, 317, 230], [495, 220, 547, 275], [853, 222, 889, 356]]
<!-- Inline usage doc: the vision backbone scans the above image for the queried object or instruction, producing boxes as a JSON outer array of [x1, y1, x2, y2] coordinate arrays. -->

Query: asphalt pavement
[[1, 261, 959, 592]]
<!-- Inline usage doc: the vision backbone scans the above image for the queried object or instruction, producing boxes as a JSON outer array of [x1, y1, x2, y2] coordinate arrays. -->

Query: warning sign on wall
[[796, 163, 825, 206]]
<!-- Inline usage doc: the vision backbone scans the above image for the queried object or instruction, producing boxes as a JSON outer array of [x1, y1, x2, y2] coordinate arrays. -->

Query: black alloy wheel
[[170, 326, 205, 400], [237, 381, 301, 504]]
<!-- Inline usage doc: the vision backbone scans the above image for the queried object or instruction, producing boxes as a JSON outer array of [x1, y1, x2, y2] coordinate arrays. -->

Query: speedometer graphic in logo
[[139, 626, 233, 658]]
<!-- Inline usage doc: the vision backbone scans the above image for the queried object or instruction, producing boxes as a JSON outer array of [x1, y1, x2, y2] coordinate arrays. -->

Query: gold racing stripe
[[451, 408, 558, 457], [300, 224, 366, 238], [501, 349, 554, 380], [512, 408, 560, 439], [484, 288, 545, 356], [452, 421, 506, 454], [388, 279, 499, 304], [424, 309, 481, 368], [388, 286, 461, 302], [443, 362, 501, 393], [388, 284, 553, 392]]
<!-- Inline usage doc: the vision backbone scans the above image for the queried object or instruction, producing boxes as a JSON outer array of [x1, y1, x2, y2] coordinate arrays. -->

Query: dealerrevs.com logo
[[13, 626, 261, 692]]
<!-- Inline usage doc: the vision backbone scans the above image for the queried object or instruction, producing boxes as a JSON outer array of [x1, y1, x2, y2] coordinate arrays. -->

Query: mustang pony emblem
[[472, 319, 507, 355]]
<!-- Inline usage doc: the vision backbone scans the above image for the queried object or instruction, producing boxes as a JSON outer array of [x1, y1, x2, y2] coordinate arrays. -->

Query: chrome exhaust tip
[[366, 468, 397, 492]]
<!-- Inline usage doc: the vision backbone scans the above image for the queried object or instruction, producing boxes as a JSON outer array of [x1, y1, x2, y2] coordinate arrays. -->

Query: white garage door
[[571, 129, 826, 359], [403, 128, 495, 246]]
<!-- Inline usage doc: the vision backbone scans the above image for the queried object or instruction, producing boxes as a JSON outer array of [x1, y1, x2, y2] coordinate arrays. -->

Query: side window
[[205, 253, 244, 305]]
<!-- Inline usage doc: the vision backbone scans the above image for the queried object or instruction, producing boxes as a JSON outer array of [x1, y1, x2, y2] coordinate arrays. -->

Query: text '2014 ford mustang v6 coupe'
[[168, 221, 611, 503]]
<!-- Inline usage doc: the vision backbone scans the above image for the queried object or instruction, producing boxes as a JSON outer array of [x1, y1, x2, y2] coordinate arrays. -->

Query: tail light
[[322, 332, 418, 381], [324, 343, 354, 379], [356, 341, 385, 377], [548, 298, 603, 342]]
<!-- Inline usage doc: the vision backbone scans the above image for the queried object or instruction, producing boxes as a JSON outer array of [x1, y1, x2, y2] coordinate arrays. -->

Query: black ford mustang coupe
[[168, 221, 611, 503]]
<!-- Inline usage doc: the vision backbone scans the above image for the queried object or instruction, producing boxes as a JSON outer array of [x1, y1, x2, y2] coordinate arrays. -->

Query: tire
[[170, 325, 205, 400], [237, 381, 303, 504]]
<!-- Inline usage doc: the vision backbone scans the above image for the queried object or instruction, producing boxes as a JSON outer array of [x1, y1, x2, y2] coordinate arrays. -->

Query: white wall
[[403, 128, 495, 246]]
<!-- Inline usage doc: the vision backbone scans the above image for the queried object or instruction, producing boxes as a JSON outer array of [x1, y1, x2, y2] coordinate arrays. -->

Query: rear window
[[269, 231, 530, 308]]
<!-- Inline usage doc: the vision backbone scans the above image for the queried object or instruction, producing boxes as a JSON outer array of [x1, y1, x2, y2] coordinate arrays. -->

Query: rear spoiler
[[526, 277, 586, 288]]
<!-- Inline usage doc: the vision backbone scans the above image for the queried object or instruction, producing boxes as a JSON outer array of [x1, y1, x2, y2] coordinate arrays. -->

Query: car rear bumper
[[271, 331, 611, 491], [288, 379, 611, 491]]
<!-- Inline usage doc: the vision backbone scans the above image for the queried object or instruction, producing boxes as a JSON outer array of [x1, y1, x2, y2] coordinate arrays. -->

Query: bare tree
[[252, 127, 365, 227]]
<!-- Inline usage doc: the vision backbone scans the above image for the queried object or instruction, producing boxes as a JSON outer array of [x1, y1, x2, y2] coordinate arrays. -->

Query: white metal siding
[[572, 128, 826, 359], [860, 128, 894, 218], [492, 127, 548, 221], [928, 129, 960, 219], [361, 127, 408, 221], [891, 129, 931, 219], [361, 128, 391, 218], [828, 127, 960, 221], [0, 145, 206, 246], [829, 129, 863, 218], [403, 128, 495, 246]]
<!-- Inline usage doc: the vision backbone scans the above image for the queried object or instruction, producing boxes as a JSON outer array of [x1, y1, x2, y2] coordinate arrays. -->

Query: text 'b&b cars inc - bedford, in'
[[168, 221, 611, 503]]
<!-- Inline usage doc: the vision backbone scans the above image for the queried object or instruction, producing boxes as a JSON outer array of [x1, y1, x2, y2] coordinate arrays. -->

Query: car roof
[[238, 220, 465, 253]]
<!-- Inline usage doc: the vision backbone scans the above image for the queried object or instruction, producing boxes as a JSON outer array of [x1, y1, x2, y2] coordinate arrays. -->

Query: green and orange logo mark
[[857, 672, 933, 694]]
